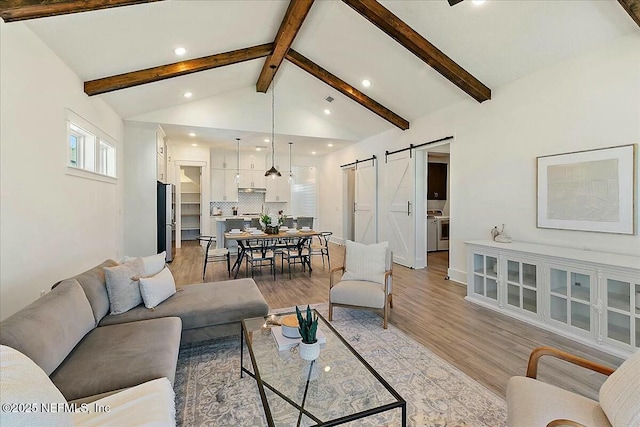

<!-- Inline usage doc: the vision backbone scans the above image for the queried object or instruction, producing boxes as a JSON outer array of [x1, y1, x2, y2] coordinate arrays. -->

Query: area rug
[[174, 304, 507, 426]]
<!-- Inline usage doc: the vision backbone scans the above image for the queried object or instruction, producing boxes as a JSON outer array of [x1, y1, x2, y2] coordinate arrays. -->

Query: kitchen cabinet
[[210, 169, 238, 202], [427, 162, 447, 200], [210, 150, 237, 170], [265, 176, 290, 202], [238, 169, 266, 189], [239, 153, 265, 171], [465, 240, 640, 357]]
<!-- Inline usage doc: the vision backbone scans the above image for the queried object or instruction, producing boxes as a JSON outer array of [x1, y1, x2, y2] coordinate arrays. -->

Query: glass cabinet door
[[505, 259, 538, 315], [604, 276, 640, 349], [472, 253, 498, 302], [548, 266, 593, 334]]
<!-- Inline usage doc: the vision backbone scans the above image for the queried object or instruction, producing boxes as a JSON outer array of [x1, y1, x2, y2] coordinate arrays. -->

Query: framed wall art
[[537, 144, 636, 234]]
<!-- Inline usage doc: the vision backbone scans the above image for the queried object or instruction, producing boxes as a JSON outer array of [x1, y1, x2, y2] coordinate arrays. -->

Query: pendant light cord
[[271, 76, 275, 168]]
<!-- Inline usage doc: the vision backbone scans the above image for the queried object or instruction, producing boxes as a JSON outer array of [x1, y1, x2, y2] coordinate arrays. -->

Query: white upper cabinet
[[239, 152, 265, 170], [210, 150, 237, 170], [239, 170, 266, 189], [210, 168, 238, 202], [265, 176, 290, 202]]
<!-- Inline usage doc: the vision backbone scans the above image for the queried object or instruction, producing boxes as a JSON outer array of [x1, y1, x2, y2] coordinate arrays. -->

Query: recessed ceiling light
[[361, 79, 371, 88], [324, 109, 331, 115], [264, 138, 270, 143], [472, 0, 486, 5], [256, 147, 262, 151], [327, 143, 333, 147], [174, 47, 187, 56], [191, 143, 198, 147], [183, 91, 193, 98], [311, 151, 316, 155], [188, 132, 196, 137]]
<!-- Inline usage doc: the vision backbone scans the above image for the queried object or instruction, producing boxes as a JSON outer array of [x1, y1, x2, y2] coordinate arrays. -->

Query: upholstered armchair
[[507, 346, 640, 427], [328, 240, 393, 328]]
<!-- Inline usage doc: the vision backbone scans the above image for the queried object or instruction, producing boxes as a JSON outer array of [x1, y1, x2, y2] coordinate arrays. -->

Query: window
[[67, 110, 117, 180]]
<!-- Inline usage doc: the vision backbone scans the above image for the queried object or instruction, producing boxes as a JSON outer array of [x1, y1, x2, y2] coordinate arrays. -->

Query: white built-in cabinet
[[466, 240, 640, 357], [211, 150, 269, 201], [156, 128, 167, 182], [265, 176, 290, 202]]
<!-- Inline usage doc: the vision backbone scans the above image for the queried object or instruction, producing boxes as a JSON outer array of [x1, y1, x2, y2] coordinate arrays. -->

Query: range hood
[[238, 187, 266, 193]]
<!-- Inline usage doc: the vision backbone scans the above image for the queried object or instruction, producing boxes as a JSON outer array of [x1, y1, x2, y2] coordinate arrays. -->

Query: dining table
[[224, 228, 320, 279]]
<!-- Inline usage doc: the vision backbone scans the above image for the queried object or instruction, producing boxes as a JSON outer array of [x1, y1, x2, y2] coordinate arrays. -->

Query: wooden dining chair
[[196, 235, 230, 280]]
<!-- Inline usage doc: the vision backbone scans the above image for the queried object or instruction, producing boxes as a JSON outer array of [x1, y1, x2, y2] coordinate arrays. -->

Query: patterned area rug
[[174, 304, 507, 426]]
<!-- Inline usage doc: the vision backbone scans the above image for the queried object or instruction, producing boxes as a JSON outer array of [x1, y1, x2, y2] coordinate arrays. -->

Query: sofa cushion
[[0, 345, 73, 427], [331, 280, 386, 308], [72, 378, 175, 427], [66, 259, 119, 324], [0, 280, 95, 375], [600, 349, 640, 427], [124, 251, 166, 277], [104, 258, 145, 315], [139, 266, 176, 309], [506, 376, 611, 427], [50, 317, 181, 401], [342, 240, 388, 285], [99, 278, 269, 331]]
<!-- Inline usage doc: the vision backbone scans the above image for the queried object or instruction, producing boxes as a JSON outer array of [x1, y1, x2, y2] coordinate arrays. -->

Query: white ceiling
[[24, 0, 637, 154]]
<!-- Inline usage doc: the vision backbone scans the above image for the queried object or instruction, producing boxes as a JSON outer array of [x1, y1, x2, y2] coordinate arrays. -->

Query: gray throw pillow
[[104, 258, 145, 315]]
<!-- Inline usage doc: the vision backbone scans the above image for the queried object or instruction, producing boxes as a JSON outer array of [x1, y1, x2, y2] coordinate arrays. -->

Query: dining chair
[[196, 235, 230, 280], [250, 217, 261, 228], [281, 237, 311, 279], [296, 216, 313, 230], [225, 218, 245, 232], [245, 238, 277, 280], [283, 217, 294, 228], [310, 231, 332, 268]]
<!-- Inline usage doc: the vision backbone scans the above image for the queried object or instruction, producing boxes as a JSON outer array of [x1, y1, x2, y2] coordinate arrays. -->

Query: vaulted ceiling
[[2, 0, 638, 155]]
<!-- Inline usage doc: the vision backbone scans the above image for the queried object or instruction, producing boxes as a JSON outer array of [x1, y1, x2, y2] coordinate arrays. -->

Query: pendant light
[[234, 138, 241, 183], [287, 142, 294, 184], [265, 65, 281, 179]]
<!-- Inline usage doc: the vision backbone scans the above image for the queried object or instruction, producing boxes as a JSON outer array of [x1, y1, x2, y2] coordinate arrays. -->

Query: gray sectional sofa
[[0, 259, 269, 402]]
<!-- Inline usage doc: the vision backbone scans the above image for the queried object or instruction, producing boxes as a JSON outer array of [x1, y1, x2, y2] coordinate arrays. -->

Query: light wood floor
[[169, 240, 623, 400]]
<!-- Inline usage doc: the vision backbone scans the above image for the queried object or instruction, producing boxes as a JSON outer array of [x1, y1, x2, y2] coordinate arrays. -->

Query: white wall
[[0, 22, 124, 320], [123, 121, 158, 257], [318, 33, 640, 282]]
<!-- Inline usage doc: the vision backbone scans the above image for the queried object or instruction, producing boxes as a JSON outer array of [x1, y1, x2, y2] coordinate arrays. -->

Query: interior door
[[354, 161, 377, 244], [383, 151, 415, 267]]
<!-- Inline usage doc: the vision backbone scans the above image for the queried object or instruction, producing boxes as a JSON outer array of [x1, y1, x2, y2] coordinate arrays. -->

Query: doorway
[[174, 160, 209, 248], [425, 146, 451, 268]]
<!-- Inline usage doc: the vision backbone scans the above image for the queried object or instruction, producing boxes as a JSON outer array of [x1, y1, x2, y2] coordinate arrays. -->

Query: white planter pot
[[299, 341, 320, 361]]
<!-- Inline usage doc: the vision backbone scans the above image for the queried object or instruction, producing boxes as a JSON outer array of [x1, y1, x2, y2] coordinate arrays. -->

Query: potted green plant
[[296, 305, 320, 361], [260, 212, 281, 234]]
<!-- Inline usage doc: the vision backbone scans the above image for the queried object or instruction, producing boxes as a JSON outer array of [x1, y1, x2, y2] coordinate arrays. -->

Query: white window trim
[[66, 109, 118, 183]]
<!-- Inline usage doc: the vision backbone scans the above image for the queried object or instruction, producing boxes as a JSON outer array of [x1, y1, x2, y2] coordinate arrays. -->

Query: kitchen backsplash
[[210, 192, 286, 216]]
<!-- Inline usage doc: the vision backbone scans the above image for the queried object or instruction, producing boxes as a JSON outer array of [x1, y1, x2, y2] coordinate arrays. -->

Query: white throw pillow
[[104, 257, 145, 315], [600, 348, 640, 427], [0, 345, 73, 427], [341, 240, 389, 285], [124, 251, 166, 276], [139, 266, 176, 309]]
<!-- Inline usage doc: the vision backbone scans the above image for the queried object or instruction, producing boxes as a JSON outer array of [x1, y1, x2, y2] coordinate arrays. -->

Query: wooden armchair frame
[[328, 251, 393, 328], [523, 346, 616, 427]]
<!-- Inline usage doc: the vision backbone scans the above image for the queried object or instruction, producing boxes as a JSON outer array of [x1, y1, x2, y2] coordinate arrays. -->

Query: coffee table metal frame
[[240, 309, 407, 427]]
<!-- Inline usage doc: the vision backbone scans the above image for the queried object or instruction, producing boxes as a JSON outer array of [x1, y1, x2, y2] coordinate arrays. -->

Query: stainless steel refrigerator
[[157, 182, 176, 262]]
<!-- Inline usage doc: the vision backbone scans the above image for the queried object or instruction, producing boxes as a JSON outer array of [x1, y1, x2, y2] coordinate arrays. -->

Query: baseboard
[[330, 236, 345, 246], [447, 268, 466, 285]]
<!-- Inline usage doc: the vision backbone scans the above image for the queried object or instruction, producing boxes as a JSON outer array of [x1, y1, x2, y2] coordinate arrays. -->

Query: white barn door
[[354, 161, 377, 244], [383, 151, 415, 268]]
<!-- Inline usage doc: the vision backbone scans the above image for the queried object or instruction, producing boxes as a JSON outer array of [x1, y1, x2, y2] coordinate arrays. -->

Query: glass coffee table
[[241, 309, 406, 426]]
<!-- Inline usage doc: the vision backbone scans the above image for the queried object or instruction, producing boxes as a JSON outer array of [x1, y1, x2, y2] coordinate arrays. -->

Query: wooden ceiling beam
[[85, 43, 273, 96], [0, 0, 160, 22], [618, 0, 640, 27], [286, 49, 409, 130], [256, 0, 315, 93], [342, 0, 491, 103]]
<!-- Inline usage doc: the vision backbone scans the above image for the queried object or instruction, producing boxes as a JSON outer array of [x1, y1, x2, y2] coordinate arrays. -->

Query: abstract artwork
[[537, 144, 636, 234]]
